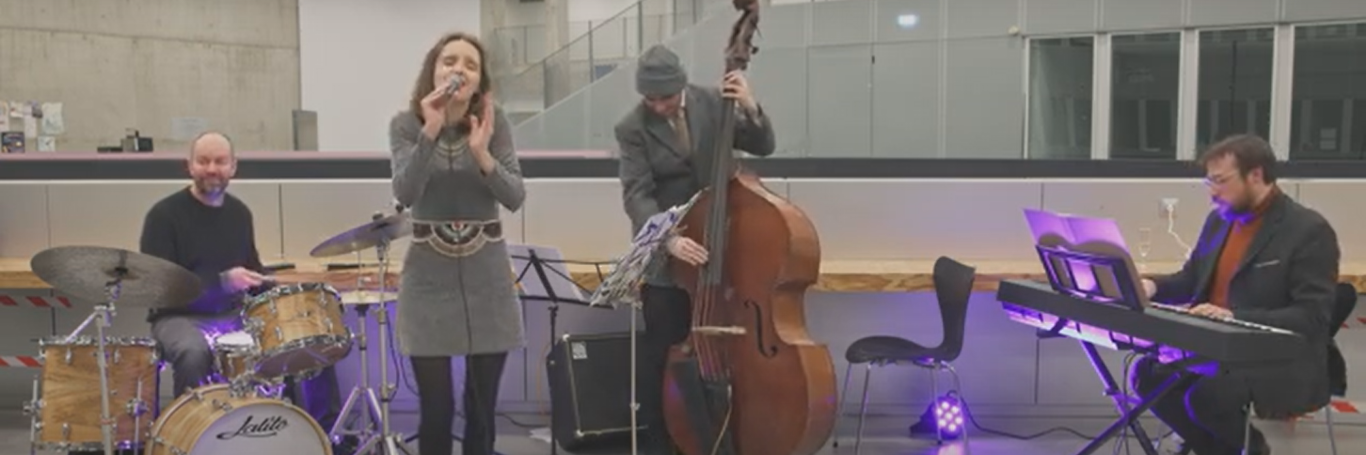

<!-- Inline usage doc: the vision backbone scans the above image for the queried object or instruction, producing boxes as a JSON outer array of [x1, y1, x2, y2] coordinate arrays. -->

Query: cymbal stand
[[352, 231, 413, 455], [61, 267, 127, 455], [329, 298, 383, 449]]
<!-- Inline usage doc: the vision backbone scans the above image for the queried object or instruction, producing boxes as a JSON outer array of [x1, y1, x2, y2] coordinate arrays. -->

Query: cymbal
[[30, 246, 203, 309], [310, 212, 412, 258]]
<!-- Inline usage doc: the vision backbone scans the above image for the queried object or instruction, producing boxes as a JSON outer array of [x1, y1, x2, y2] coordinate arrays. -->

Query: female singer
[[388, 31, 526, 455]]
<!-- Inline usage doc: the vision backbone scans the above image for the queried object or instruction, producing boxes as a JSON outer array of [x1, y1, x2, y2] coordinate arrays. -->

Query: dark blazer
[[1151, 190, 1341, 415], [615, 83, 776, 236]]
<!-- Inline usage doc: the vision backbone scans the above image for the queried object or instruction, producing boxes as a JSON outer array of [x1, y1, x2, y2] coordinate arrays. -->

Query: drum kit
[[21, 211, 414, 455]]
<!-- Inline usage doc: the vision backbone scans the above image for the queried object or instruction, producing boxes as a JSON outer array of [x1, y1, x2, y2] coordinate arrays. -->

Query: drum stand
[[332, 234, 413, 455], [60, 269, 129, 455]]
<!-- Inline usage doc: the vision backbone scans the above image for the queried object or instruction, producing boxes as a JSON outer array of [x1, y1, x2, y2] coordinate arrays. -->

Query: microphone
[[443, 74, 465, 96]]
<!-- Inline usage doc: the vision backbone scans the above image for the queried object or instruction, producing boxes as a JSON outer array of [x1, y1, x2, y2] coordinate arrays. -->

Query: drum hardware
[[29, 246, 201, 455], [313, 210, 414, 455]]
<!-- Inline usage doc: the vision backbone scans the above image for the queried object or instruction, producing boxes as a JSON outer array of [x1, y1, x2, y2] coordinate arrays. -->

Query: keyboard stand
[[1031, 244, 1188, 455]]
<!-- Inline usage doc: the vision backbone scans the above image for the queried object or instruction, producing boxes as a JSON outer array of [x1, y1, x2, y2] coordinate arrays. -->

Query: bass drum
[[144, 384, 332, 455]]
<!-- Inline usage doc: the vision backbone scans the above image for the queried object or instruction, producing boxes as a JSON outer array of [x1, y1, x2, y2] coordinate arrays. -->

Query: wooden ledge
[[1, 258, 1363, 294]]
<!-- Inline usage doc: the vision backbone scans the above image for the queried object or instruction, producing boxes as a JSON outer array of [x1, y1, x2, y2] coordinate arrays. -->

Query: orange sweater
[[1208, 189, 1277, 309]]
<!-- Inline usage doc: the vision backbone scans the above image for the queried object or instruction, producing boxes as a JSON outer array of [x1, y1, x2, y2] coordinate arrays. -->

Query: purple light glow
[[197, 319, 247, 346]]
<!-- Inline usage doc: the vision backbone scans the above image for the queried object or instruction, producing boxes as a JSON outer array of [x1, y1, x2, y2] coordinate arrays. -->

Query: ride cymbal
[[309, 213, 412, 258], [30, 246, 203, 309]]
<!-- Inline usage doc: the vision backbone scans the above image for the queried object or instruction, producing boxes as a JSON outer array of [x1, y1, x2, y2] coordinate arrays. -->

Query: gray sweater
[[389, 106, 525, 219]]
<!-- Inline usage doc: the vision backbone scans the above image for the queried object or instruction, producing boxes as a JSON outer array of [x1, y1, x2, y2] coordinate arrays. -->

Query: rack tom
[[242, 282, 352, 378]]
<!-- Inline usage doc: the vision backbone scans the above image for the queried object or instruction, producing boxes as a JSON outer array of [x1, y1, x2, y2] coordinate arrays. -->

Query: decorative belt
[[412, 220, 504, 258]]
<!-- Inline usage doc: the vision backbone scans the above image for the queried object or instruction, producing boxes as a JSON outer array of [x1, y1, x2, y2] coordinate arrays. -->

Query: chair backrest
[[1331, 283, 1357, 338], [931, 256, 977, 362]]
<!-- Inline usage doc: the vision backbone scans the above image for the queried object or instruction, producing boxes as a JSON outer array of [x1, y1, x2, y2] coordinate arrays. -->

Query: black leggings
[[410, 352, 509, 455]]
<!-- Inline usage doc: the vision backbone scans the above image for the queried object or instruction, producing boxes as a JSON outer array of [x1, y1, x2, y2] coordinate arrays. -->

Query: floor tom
[[31, 336, 159, 452]]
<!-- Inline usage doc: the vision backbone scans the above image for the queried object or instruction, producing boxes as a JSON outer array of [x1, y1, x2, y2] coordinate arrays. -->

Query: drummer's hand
[[222, 267, 268, 292], [666, 236, 708, 266]]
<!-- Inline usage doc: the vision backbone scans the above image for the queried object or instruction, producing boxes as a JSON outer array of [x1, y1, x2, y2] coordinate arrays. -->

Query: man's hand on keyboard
[[1189, 303, 1233, 320]]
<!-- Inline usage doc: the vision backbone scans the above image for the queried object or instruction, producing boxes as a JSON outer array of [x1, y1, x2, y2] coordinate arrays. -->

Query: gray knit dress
[[388, 105, 526, 357]]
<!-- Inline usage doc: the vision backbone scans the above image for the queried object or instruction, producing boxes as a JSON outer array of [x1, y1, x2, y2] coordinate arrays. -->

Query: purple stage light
[[911, 392, 966, 441], [933, 394, 965, 437]]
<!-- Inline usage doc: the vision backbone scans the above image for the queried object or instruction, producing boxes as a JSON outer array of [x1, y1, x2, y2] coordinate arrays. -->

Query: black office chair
[[833, 256, 976, 454]]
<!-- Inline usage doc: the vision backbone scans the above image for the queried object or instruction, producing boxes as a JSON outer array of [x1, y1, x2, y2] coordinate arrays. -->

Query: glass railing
[[494, 0, 720, 121]]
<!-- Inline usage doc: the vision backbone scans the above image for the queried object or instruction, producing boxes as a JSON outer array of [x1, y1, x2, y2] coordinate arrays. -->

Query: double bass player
[[615, 43, 776, 455]]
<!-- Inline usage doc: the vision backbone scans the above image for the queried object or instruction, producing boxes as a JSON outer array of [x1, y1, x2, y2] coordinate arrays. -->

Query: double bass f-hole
[[743, 300, 779, 358]]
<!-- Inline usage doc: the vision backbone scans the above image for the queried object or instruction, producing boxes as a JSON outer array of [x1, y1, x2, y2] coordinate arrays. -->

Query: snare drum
[[242, 282, 353, 378], [145, 383, 333, 455], [211, 331, 259, 383], [31, 336, 160, 453]]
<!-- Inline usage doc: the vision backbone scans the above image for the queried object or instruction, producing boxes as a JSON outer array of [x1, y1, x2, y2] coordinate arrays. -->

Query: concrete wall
[[0, 0, 484, 154], [0, 178, 1364, 420], [0, 0, 301, 152]]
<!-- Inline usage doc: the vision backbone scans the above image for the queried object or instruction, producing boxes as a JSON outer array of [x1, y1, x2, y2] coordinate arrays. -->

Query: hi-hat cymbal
[[30, 246, 203, 309], [310, 213, 412, 258]]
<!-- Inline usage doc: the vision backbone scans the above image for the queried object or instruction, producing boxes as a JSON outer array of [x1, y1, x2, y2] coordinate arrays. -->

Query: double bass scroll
[[660, 1, 839, 455]]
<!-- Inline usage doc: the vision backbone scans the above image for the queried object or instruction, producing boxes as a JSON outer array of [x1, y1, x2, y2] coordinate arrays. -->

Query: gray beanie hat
[[636, 45, 687, 96]]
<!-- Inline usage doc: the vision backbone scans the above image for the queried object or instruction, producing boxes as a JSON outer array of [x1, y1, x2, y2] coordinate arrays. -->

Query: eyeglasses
[[1204, 171, 1239, 187]]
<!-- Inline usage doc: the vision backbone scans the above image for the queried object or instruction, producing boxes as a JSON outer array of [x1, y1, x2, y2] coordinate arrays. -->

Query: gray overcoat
[[614, 83, 777, 286]]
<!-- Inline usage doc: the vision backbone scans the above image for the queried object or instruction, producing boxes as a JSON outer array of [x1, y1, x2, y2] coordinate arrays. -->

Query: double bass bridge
[[692, 325, 747, 336]]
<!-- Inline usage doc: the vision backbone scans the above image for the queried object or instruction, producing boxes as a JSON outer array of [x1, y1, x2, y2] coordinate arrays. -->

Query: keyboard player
[[1134, 134, 1340, 455]]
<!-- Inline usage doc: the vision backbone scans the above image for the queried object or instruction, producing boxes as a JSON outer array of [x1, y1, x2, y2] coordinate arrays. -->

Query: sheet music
[[1022, 208, 1147, 305], [589, 193, 701, 308]]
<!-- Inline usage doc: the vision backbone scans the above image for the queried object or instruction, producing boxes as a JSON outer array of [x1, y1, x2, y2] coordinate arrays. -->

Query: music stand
[[1023, 209, 1174, 455], [508, 244, 611, 455], [1024, 208, 1149, 310], [585, 199, 696, 455]]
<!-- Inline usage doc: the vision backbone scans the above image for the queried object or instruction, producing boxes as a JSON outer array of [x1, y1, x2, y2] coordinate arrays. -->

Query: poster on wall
[[0, 102, 9, 131], [41, 102, 64, 135], [1, 132, 25, 154], [37, 136, 56, 152]]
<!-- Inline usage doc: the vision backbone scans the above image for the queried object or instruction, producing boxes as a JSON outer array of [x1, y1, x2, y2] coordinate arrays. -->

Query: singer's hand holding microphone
[[420, 73, 466, 139]]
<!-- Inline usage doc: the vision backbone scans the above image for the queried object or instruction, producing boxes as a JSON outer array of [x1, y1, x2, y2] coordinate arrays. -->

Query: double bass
[[662, 1, 838, 455]]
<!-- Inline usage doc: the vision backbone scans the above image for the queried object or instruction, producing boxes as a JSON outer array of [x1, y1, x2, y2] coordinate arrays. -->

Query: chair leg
[[834, 362, 854, 448], [854, 363, 874, 455], [1242, 403, 1254, 455], [1326, 400, 1339, 455], [943, 362, 971, 454], [930, 363, 942, 445]]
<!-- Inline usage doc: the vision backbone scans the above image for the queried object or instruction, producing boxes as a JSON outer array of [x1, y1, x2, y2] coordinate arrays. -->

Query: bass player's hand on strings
[[667, 236, 709, 266]]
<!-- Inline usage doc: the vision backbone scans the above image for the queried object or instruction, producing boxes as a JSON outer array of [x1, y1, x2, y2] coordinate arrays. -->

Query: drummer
[[105, 131, 345, 453]]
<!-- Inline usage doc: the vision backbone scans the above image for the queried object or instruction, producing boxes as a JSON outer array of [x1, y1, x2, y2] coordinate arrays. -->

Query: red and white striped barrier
[[1283, 398, 1366, 422], [0, 356, 42, 368], [0, 295, 71, 308], [1343, 316, 1366, 330]]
